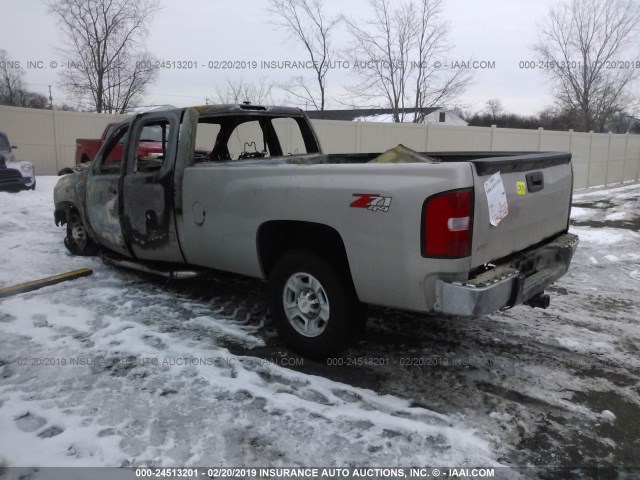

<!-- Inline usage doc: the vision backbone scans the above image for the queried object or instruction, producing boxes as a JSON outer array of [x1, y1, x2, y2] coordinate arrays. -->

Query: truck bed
[[194, 149, 573, 271]]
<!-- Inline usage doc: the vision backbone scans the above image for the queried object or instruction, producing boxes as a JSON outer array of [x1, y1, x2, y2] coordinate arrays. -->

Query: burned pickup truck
[[54, 104, 578, 357]]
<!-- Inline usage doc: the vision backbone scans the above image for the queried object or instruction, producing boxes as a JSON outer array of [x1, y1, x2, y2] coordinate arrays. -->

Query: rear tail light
[[421, 188, 473, 258]]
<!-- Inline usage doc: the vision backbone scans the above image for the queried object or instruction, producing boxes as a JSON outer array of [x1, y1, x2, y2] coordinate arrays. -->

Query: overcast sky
[[3, 0, 629, 116]]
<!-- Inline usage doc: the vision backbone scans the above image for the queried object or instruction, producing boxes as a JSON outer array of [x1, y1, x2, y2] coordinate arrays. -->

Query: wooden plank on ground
[[0, 268, 93, 299]]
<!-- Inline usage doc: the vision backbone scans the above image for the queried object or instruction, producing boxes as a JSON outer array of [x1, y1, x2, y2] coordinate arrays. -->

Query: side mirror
[[11, 145, 17, 150]]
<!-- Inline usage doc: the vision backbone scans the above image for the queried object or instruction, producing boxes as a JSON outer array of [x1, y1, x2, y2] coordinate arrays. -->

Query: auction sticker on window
[[484, 172, 508, 226]]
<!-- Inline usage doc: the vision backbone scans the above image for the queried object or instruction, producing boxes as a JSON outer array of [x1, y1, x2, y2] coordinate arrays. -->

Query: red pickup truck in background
[[75, 122, 167, 165]]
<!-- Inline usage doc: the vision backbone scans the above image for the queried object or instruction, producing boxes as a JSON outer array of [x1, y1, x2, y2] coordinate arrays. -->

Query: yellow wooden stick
[[0, 268, 93, 299]]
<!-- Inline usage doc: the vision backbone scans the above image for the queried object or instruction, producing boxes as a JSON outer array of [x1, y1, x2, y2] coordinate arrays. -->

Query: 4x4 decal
[[350, 193, 392, 212]]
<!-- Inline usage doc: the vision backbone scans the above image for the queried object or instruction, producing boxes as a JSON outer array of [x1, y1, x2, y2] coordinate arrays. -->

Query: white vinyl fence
[[1, 104, 639, 189], [0, 105, 128, 176]]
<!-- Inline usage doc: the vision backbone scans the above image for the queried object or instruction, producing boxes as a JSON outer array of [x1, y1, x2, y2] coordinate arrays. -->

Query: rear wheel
[[269, 250, 364, 359], [64, 209, 99, 256]]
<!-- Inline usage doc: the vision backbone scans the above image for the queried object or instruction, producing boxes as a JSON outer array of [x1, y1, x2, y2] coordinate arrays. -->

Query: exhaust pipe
[[102, 253, 203, 280]]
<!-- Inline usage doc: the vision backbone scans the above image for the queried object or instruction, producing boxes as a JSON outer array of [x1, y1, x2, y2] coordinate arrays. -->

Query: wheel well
[[257, 221, 352, 280]]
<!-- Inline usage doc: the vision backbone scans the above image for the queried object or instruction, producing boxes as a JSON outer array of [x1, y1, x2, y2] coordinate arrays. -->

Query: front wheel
[[64, 209, 99, 256], [269, 250, 363, 359]]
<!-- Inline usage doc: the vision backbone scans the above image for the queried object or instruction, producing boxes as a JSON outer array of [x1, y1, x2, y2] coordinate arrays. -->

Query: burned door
[[85, 123, 130, 257], [122, 111, 185, 263]]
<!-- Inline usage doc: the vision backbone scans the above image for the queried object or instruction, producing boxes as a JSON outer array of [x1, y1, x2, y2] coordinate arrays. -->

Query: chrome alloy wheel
[[283, 272, 330, 337]]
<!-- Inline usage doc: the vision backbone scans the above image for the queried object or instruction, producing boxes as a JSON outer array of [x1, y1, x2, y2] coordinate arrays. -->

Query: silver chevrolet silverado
[[54, 104, 578, 358]]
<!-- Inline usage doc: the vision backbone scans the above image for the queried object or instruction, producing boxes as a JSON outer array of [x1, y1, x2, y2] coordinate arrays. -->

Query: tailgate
[[469, 152, 573, 268]]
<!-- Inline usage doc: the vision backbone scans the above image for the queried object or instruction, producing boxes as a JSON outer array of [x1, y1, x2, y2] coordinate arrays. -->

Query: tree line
[[1, 0, 638, 133], [0, 50, 51, 109], [463, 99, 640, 134]]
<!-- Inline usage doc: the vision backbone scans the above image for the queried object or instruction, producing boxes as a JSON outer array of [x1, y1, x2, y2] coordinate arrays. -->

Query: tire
[[269, 250, 364, 359], [27, 179, 36, 190], [64, 209, 99, 256]]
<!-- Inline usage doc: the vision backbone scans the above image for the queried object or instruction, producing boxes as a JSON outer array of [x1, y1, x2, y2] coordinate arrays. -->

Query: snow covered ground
[[1, 177, 639, 478]]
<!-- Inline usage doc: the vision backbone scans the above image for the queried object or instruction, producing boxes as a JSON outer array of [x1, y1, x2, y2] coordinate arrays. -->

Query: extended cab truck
[[54, 104, 578, 358]]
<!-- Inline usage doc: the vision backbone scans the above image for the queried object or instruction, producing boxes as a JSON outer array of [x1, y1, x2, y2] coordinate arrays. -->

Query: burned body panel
[[123, 183, 168, 245], [121, 171, 182, 262], [85, 171, 128, 256], [121, 109, 184, 263], [54, 168, 89, 226], [80, 122, 131, 257]]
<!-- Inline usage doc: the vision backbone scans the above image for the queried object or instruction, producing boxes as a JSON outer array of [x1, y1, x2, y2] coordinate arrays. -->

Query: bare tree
[[606, 113, 640, 133], [101, 50, 156, 113], [534, 0, 640, 132], [47, 0, 159, 113], [485, 98, 504, 122], [345, 0, 472, 123], [0, 50, 28, 106], [208, 77, 275, 105], [0, 50, 50, 108], [269, 0, 339, 113]]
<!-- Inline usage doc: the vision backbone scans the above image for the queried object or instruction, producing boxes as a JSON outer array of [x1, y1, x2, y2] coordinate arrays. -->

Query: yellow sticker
[[516, 181, 527, 195]]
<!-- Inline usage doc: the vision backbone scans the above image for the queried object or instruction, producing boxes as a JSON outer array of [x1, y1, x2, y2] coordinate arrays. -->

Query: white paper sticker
[[484, 172, 508, 226]]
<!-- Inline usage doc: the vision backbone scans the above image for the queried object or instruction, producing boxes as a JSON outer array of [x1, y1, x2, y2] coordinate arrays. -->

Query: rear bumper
[[434, 233, 579, 316]]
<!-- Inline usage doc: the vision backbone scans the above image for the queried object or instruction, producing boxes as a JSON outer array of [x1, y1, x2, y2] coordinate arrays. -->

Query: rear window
[[195, 115, 316, 162], [139, 124, 167, 143]]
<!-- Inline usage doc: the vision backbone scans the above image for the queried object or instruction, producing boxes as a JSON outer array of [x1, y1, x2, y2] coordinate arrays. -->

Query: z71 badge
[[350, 193, 392, 212]]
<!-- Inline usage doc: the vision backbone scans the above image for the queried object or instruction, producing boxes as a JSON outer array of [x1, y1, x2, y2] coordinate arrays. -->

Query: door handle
[[526, 171, 544, 193]]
